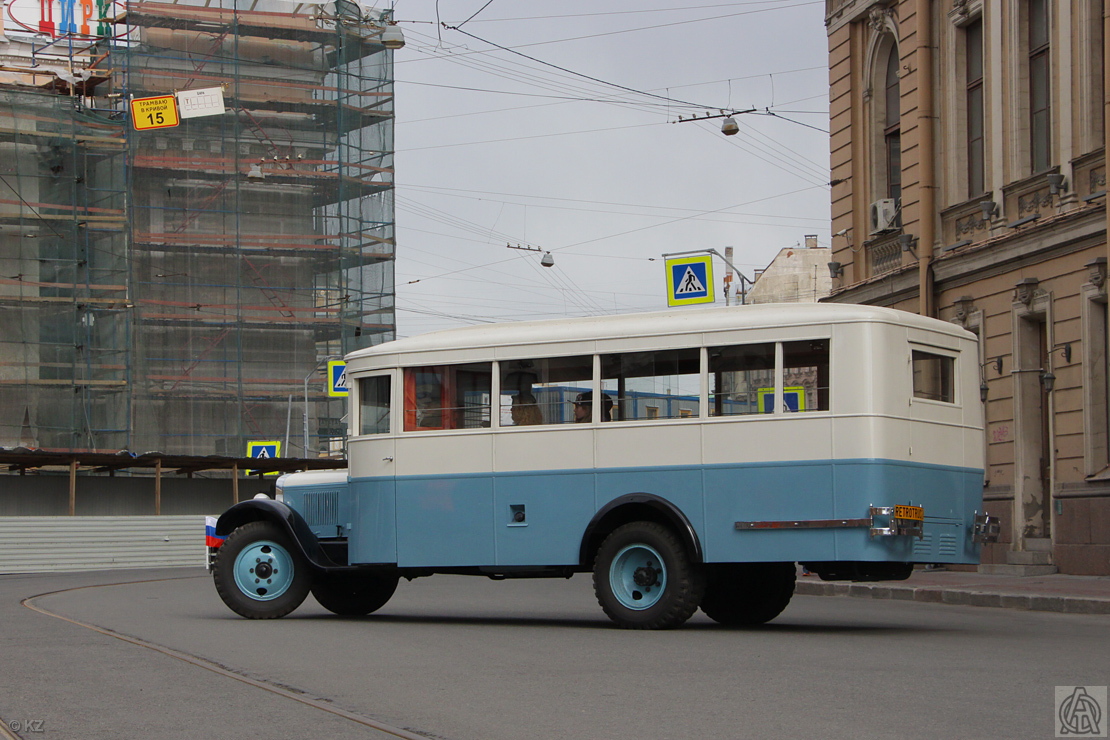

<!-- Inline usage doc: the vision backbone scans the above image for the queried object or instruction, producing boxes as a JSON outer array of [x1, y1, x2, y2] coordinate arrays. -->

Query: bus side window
[[708, 343, 775, 416], [783, 339, 830, 412], [358, 375, 391, 435], [500, 355, 592, 425], [403, 363, 492, 431], [601, 348, 700, 421]]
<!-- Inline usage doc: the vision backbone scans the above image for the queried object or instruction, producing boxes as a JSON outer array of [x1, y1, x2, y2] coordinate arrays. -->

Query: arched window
[[966, 18, 984, 196], [883, 44, 901, 204]]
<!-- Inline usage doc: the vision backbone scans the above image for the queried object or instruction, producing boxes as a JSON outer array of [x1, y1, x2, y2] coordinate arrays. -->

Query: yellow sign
[[130, 95, 180, 131], [327, 360, 349, 397], [894, 505, 925, 521], [246, 440, 281, 476], [664, 255, 715, 306], [756, 386, 807, 413]]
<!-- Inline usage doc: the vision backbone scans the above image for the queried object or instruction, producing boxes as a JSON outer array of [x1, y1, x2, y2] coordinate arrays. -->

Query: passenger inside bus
[[510, 392, 544, 425], [573, 391, 613, 422]]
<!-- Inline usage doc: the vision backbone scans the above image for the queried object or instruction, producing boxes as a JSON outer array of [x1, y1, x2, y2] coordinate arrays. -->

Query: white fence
[[0, 516, 211, 574]]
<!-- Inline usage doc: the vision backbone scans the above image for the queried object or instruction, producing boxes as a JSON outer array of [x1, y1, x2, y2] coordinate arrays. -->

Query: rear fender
[[579, 493, 703, 568]]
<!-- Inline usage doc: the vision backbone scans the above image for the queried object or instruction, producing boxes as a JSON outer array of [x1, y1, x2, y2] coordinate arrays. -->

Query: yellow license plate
[[894, 505, 924, 521]]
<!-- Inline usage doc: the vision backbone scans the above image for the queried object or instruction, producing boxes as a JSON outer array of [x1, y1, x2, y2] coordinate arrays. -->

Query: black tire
[[592, 521, 705, 630], [311, 572, 399, 616], [213, 520, 312, 619], [700, 562, 796, 626]]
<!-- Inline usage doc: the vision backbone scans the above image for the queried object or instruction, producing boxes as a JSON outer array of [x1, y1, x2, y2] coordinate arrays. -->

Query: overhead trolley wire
[[439, 25, 719, 113]]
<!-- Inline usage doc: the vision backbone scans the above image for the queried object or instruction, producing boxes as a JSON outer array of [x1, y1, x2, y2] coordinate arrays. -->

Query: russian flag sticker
[[205, 516, 226, 548]]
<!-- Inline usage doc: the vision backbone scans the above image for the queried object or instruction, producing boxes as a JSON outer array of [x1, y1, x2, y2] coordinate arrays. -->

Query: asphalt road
[[0, 568, 1106, 740]]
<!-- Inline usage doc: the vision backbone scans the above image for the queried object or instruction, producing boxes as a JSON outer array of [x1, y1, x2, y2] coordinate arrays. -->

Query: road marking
[[22, 576, 429, 740]]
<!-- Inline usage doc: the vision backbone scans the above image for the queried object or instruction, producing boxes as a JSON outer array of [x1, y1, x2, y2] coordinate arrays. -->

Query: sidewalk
[[794, 568, 1110, 615]]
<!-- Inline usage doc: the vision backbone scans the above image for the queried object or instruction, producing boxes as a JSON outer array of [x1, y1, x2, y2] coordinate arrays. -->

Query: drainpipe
[[1105, 2, 1110, 272], [917, 0, 936, 317]]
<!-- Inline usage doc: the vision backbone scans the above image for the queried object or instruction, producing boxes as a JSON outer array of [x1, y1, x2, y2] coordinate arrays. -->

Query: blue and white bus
[[211, 304, 999, 629]]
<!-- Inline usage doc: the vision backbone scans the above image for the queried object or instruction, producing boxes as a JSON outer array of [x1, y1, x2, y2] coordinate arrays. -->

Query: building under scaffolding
[[0, 0, 396, 458]]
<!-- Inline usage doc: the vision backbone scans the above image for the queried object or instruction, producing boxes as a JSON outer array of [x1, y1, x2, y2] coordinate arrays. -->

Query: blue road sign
[[665, 255, 714, 306], [328, 360, 348, 397], [246, 440, 281, 475]]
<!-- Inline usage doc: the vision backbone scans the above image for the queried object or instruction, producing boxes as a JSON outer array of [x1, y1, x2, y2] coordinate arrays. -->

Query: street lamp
[[506, 242, 554, 267], [304, 355, 342, 457], [380, 23, 405, 49]]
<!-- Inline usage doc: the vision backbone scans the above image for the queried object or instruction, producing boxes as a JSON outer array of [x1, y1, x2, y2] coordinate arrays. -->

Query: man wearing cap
[[573, 391, 613, 422]]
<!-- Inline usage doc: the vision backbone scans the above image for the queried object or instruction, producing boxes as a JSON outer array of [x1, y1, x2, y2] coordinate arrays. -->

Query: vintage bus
[[210, 304, 999, 629]]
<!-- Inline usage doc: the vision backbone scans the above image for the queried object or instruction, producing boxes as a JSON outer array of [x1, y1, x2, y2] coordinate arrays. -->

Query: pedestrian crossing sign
[[665, 255, 715, 306], [246, 441, 281, 476], [328, 360, 349, 397]]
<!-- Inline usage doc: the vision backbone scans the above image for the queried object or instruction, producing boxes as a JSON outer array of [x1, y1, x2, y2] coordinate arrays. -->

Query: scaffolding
[[0, 0, 396, 458]]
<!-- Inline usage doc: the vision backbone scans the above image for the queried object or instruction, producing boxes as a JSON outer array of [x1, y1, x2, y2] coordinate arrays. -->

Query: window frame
[[965, 17, 985, 197], [883, 41, 902, 205], [1027, 0, 1051, 174], [910, 347, 958, 405], [401, 363, 493, 432], [355, 372, 394, 436]]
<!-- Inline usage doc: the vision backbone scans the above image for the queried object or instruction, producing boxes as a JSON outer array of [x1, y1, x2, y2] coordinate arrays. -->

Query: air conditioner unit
[[870, 198, 899, 234]]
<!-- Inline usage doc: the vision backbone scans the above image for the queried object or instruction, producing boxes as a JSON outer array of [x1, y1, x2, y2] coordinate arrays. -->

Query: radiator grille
[[913, 531, 960, 557], [302, 490, 340, 527]]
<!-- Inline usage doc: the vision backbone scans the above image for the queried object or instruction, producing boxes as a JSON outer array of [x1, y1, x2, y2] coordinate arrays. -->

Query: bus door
[[394, 363, 496, 567], [348, 373, 397, 565]]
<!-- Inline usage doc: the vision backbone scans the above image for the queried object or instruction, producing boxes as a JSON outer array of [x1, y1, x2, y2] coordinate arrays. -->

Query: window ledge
[[1085, 465, 1110, 482]]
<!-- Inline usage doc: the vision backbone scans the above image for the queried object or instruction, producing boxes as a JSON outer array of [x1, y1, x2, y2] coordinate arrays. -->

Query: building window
[[1083, 285, 1109, 477], [966, 18, 985, 196], [884, 44, 902, 203], [1028, 0, 1051, 173]]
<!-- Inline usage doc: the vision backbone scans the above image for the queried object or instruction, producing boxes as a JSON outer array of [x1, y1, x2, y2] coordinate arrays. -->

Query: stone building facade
[[824, 0, 1110, 574]]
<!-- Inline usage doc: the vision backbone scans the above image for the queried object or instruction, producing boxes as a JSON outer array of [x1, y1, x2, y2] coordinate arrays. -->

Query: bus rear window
[[912, 350, 955, 403]]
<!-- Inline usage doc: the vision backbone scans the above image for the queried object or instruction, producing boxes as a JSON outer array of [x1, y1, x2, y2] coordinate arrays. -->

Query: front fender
[[216, 499, 336, 570]]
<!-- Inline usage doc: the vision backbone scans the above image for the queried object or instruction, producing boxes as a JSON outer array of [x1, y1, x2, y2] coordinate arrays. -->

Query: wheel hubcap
[[610, 543, 668, 610], [233, 540, 295, 601]]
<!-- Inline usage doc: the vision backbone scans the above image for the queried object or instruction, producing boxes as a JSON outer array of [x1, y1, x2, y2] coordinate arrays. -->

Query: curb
[[794, 580, 1110, 615]]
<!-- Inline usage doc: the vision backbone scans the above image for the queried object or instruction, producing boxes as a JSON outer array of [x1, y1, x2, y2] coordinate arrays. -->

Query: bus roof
[[348, 304, 972, 361]]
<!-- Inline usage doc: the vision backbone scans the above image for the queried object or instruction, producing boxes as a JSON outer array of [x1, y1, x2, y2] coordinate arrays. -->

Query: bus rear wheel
[[593, 521, 705, 630], [699, 562, 796, 626], [213, 521, 311, 619], [311, 572, 399, 616]]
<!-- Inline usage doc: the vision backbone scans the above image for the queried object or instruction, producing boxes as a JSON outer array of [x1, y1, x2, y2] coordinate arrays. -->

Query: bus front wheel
[[592, 521, 705, 629], [699, 562, 796, 626], [311, 572, 399, 616], [213, 521, 311, 619]]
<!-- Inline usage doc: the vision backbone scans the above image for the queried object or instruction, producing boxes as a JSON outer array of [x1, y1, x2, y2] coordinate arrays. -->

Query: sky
[[6, 0, 830, 338], [388, 0, 832, 337]]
